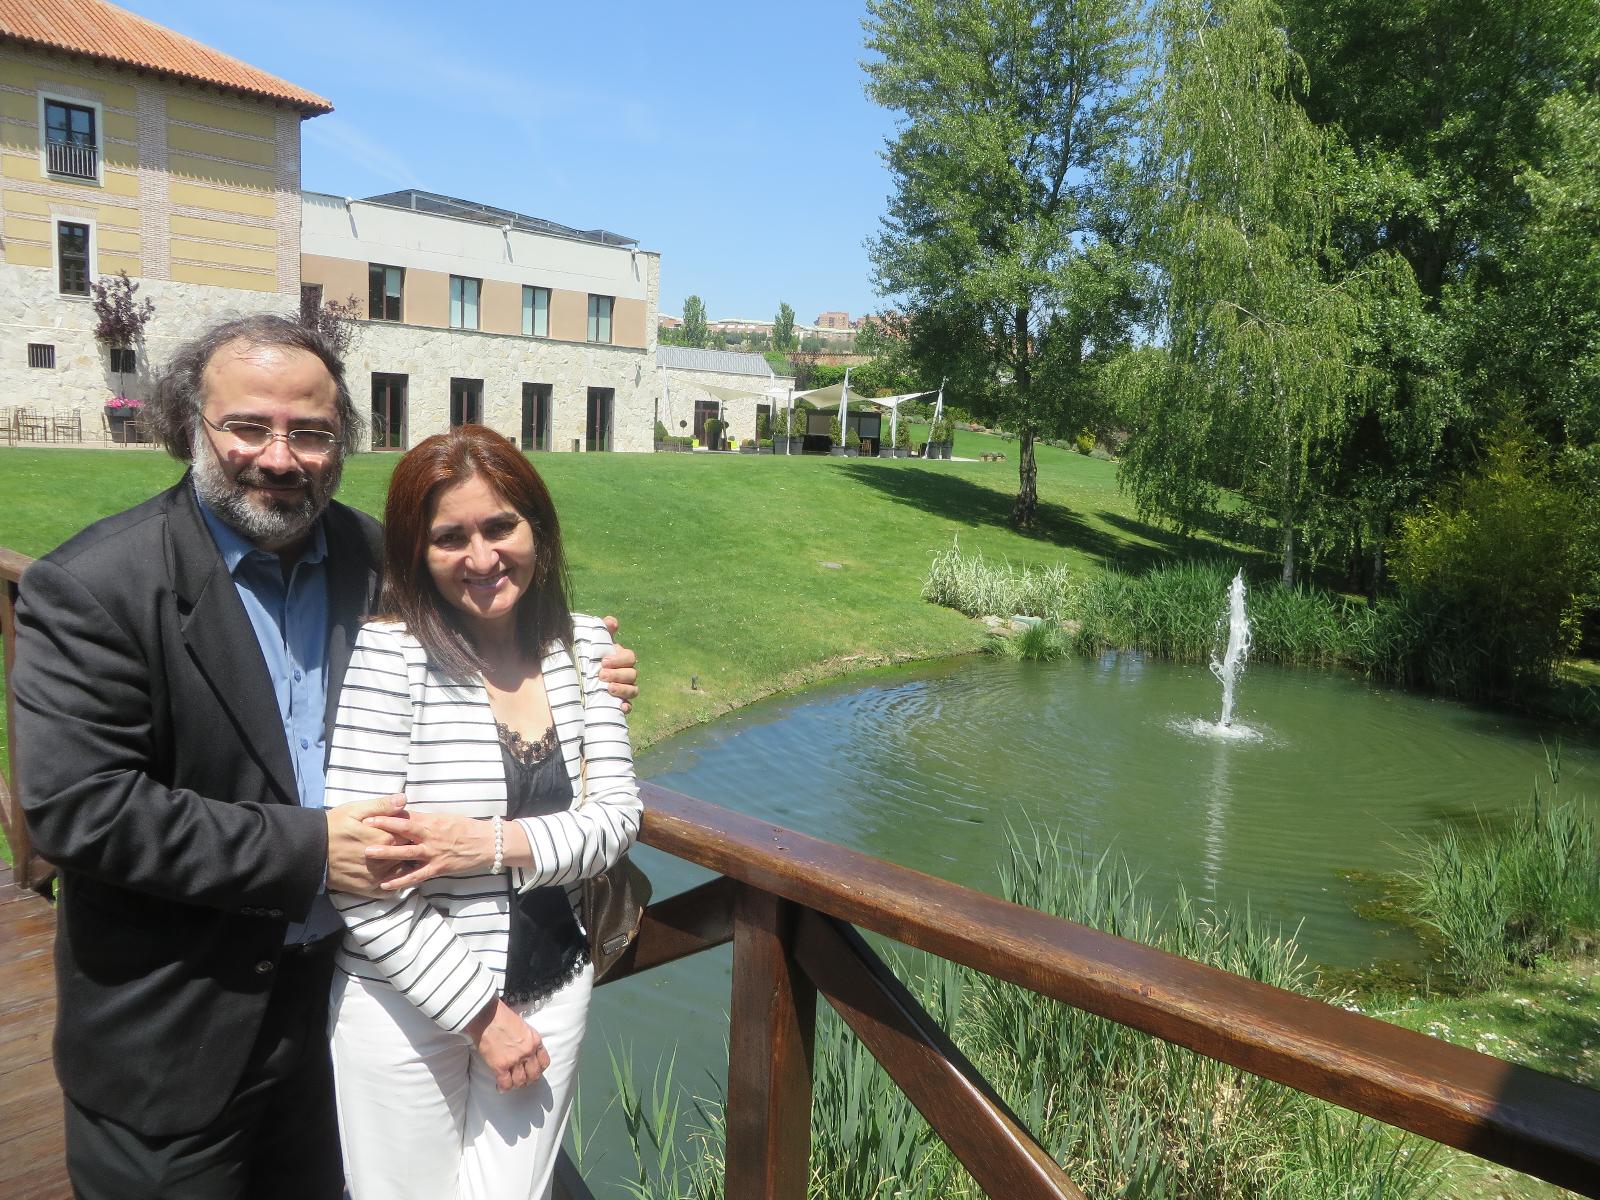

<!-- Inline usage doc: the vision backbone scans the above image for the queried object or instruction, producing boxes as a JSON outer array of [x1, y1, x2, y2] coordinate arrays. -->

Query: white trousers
[[330, 965, 593, 1200]]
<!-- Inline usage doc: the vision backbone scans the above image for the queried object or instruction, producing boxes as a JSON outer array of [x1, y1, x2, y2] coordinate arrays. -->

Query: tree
[[1116, 0, 1413, 585], [90, 270, 155, 396], [1276, 0, 1600, 590], [681, 295, 708, 348], [298, 290, 362, 362], [773, 302, 796, 351], [865, 0, 1143, 528]]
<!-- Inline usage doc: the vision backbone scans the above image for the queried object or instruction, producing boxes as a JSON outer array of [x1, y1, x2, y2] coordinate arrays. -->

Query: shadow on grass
[[835, 461, 1180, 570]]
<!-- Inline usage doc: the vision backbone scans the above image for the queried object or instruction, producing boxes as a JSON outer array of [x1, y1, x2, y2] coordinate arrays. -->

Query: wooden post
[[724, 885, 815, 1200], [0, 555, 36, 889]]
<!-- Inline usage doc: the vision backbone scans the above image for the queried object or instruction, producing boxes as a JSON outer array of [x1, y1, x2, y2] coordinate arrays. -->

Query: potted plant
[[703, 418, 725, 451], [104, 395, 145, 443], [895, 421, 912, 458], [790, 406, 810, 450], [844, 428, 861, 458], [758, 438, 773, 454], [828, 416, 846, 456], [739, 437, 758, 454]]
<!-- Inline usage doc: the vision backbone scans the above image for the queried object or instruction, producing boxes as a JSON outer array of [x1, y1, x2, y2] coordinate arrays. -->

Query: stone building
[[0, 0, 330, 439], [658, 345, 793, 447], [301, 189, 660, 453]]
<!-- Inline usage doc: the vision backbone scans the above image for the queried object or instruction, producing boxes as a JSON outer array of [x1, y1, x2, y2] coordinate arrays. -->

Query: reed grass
[[1403, 753, 1600, 989], [925, 542, 1432, 680], [604, 830, 1441, 1199]]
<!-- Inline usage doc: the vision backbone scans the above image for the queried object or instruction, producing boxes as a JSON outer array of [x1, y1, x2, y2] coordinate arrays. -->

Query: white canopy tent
[[788, 381, 937, 452]]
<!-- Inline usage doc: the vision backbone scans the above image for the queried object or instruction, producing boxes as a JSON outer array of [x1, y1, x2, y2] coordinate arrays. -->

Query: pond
[[574, 653, 1600, 1178]]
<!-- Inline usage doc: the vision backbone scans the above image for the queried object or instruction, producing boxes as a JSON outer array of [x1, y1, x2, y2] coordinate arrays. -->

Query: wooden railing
[[3, 546, 1598, 1197]]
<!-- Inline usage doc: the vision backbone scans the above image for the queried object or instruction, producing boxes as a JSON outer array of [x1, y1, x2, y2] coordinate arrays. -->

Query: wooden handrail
[[637, 782, 1600, 1195]]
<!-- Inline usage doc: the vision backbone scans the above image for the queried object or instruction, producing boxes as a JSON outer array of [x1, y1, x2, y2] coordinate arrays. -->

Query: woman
[[324, 425, 640, 1200]]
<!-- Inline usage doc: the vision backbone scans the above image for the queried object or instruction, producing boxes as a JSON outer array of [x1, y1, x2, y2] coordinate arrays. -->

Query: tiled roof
[[657, 346, 776, 378], [0, 0, 332, 113]]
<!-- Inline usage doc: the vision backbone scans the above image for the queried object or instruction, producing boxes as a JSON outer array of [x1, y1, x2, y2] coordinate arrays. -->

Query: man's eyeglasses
[[202, 415, 339, 457]]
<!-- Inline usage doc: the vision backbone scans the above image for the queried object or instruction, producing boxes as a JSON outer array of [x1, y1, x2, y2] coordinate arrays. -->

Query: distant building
[[814, 310, 851, 329], [0, 0, 330, 436], [658, 344, 792, 447], [658, 313, 681, 330], [301, 189, 660, 452]]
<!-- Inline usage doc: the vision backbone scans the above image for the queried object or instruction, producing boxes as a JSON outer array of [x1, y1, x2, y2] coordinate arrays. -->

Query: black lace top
[[497, 725, 588, 1007]]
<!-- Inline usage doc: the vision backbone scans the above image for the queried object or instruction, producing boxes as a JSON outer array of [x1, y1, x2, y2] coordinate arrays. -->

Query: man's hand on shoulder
[[326, 795, 405, 897], [599, 615, 639, 713]]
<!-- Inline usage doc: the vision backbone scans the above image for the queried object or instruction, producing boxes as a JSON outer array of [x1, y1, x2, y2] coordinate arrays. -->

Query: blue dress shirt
[[197, 494, 343, 943]]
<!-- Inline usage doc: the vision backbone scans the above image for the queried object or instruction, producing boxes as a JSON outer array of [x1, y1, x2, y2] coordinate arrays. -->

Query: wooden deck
[[0, 865, 66, 1199]]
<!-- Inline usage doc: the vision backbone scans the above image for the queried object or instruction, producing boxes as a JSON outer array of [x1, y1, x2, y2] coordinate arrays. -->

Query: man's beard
[[191, 430, 342, 548]]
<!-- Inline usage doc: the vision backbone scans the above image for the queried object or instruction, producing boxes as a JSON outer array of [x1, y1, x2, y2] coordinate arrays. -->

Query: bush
[[790, 406, 810, 438], [846, 428, 861, 450], [895, 421, 912, 451], [1074, 430, 1095, 455], [655, 420, 669, 443], [755, 411, 772, 440], [702, 419, 724, 448], [1391, 437, 1595, 701]]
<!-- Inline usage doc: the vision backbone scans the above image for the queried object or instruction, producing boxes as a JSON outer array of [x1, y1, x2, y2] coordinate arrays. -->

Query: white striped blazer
[[325, 614, 640, 1033]]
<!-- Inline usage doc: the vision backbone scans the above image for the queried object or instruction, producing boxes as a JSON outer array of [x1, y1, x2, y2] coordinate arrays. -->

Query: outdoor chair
[[52, 408, 82, 443], [18, 409, 51, 442]]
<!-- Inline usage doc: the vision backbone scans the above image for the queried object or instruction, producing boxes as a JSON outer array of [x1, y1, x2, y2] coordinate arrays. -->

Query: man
[[12, 314, 639, 1199]]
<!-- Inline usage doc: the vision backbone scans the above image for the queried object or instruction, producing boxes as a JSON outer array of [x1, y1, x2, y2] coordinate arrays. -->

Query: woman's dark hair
[[379, 425, 574, 679], [148, 312, 362, 460]]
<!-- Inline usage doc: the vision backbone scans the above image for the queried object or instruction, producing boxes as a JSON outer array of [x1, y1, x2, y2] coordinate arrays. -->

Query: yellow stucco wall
[[0, 49, 299, 288], [301, 253, 371, 310]]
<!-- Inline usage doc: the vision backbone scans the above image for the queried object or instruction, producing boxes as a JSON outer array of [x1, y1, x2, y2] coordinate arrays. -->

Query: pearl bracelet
[[490, 815, 505, 875]]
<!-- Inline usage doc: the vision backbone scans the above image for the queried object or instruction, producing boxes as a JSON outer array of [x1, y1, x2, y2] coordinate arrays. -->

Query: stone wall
[[0, 263, 293, 442], [347, 317, 654, 454]]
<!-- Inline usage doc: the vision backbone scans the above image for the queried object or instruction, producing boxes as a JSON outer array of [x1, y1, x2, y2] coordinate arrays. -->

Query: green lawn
[[0, 438, 1254, 856]]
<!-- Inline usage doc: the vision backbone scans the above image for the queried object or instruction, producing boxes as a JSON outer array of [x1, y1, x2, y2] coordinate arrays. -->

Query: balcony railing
[[46, 140, 97, 181]]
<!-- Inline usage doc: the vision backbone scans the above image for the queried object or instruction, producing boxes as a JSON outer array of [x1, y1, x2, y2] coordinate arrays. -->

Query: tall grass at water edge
[[925, 543, 1422, 676], [1403, 754, 1600, 990], [592, 832, 1440, 1200]]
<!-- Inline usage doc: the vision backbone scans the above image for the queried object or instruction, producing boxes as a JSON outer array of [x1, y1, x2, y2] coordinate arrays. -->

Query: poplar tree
[[864, 0, 1142, 528], [681, 295, 709, 348], [773, 302, 796, 352]]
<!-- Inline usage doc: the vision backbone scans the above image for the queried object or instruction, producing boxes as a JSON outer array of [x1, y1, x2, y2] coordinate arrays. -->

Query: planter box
[[739, 446, 757, 454]]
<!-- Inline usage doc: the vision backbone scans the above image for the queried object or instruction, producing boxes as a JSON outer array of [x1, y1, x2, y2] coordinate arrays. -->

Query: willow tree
[[1118, 0, 1411, 584], [864, 0, 1143, 529]]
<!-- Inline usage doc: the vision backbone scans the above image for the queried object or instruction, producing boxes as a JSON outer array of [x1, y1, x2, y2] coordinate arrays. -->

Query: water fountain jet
[[1172, 569, 1261, 741]]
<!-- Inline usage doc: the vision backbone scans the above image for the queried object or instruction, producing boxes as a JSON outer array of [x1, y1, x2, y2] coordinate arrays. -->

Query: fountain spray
[[1210, 571, 1252, 728]]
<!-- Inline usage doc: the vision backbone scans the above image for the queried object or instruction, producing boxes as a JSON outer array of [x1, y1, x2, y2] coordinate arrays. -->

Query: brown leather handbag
[[578, 676, 651, 981]]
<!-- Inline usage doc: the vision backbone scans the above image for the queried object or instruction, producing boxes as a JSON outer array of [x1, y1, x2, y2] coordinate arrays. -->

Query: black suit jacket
[[13, 478, 382, 1136]]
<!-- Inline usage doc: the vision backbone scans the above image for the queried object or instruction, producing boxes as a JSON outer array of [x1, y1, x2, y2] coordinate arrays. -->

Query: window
[[109, 347, 136, 374], [521, 383, 551, 451], [450, 276, 480, 330], [522, 286, 550, 338], [57, 221, 90, 295], [28, 343, 55, 369], [368, 265, 403, 321], [372, 374, 408, 450], [450, 378, 482, 426], [44, 98, 97, 180], [586, 388, 613, 452], [587, 294, 613, 344]]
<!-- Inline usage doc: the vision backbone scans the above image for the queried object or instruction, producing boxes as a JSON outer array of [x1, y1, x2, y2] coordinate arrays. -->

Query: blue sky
[[129, 0, 897, 325]]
